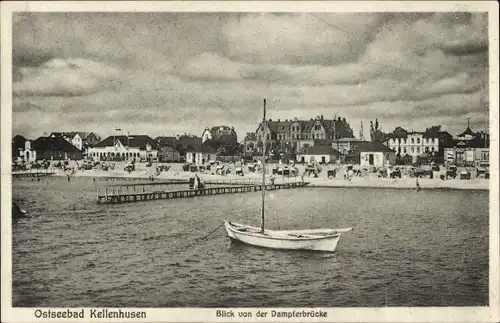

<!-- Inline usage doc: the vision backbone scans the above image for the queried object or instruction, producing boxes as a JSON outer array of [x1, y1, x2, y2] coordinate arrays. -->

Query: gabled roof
[[93, 135, 156, 149], [32, 137, 81, 152], [304, 145, 343, 155]]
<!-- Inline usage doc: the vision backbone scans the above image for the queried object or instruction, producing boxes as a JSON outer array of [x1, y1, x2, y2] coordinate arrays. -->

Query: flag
[[115, 128, 122, 131]]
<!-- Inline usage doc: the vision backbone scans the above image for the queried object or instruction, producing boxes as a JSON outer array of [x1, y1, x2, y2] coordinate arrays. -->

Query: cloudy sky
[[12, 11, 489, 140]]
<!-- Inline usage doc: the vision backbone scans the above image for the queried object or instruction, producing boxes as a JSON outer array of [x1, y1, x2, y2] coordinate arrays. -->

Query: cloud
[[13, 58, 122, 97], [220, 13, 385, 66], [10, 12, 491, 140]]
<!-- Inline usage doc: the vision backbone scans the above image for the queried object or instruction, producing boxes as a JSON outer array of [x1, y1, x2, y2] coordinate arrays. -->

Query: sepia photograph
[[1, 1, 499, 322]]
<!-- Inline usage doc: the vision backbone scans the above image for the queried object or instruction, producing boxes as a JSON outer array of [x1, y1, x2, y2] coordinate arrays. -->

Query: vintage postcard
[[1, 1, 499, 322]]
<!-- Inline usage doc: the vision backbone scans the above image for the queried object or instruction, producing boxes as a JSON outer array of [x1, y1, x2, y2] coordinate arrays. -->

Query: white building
[[357, 142, 396, 167], [384, 131, 454, 162], [88, 135, 157, 162], [186, 145, 217, 165], [296, 145, 343, 164]]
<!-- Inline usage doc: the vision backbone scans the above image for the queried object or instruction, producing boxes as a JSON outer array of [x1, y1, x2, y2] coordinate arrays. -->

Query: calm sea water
[[12, 177, 488, 307]]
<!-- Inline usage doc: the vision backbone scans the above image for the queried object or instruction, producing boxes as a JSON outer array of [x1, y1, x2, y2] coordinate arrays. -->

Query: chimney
[[269, 118, 272, 122], [278, 119, 280, 122], [321, 114, 324, 120]]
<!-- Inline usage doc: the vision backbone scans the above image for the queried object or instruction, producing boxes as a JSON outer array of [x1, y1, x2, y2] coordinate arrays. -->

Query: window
[[398, 147, 401, 153], [426, 138, 429, 144], [481, 151, 489, 160], [417, 147, 420, 153], [404, 139, 407, 144], [431, 147, 435, 152], [404, 147, 407, 153], [314, 124, 321, 131], [425, 147, 429, 152], [411, 147, 414, 153], [417, 138, 420, 144], [411, 138, 414, 144]]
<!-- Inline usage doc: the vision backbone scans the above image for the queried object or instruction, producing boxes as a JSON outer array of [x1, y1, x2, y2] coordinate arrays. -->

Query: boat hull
[[224, 221, 342, 252]]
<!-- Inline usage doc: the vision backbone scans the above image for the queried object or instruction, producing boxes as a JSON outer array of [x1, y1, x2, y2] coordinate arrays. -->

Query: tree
[[425, 125, 441, 133], [370, 118, 386, 142], [392, 126, 408, 137]]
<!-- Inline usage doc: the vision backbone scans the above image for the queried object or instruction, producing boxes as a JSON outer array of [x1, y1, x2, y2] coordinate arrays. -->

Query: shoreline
[[15, 169, 489, 191]]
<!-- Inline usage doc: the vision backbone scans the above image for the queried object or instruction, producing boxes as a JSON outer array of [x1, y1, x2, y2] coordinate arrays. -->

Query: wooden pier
[[12, 171, 56, 179], [105, 178, 269, 187], [96, 181, 309, 204]]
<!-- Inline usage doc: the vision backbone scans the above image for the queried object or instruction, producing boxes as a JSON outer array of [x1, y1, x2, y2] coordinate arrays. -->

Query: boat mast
[[260, 98, 267, 234]]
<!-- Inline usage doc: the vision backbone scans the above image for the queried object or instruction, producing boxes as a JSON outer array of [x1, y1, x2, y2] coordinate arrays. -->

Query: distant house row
[[243, 119, 490, 167], [12, 132, 101, 162], [11, 121, 489, 167], [12, 125, 240, 164]]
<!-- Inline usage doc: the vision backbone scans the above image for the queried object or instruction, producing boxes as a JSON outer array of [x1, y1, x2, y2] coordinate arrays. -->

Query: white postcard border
[[1, 1, 499, 323]]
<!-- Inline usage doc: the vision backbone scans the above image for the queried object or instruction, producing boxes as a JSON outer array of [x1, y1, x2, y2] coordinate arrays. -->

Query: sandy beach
[[28, 161, 489, 191]]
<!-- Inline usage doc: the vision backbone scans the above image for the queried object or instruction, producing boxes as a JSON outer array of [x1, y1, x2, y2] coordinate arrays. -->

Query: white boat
[[225, 222, 352, 252], [224, 99, 352, 252]]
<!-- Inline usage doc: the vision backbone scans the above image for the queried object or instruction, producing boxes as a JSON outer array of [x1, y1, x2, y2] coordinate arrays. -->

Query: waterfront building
[[25, 136, 83, 161], [383, 130, 454, 163], [244, 115, 354, 156], [88, 135, 157, 162], [157, 146, 180, 162], [443, 123, 490, 166], [345, 142, 396, 167], [186, 144, 217, 165], [296, 145, 343, 164]]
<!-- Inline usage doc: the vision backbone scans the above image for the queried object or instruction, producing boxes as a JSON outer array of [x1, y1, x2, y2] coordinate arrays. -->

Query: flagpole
[[261, 98, 266, 234]]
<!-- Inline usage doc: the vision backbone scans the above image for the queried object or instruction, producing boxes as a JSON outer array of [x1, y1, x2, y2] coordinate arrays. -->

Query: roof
[[452, 138, 489, 148], [75, 132, 97, 139], [304, 145, 343, 155], [12, 135, 27, 143], [313, 139, 333, 146], [256, 117, 353, 138], [176, 136, 202, 151], [155, 136, 177, 148], [49, 132, 96, 139], [334, 137, 364, 142], [356, 142, 396, 153], [93, 135, 156, 149], [389, 130, 453, 139], [32, 137, 81, 152], [187, 143, 216, 153], [457, 126, 477, 138]]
